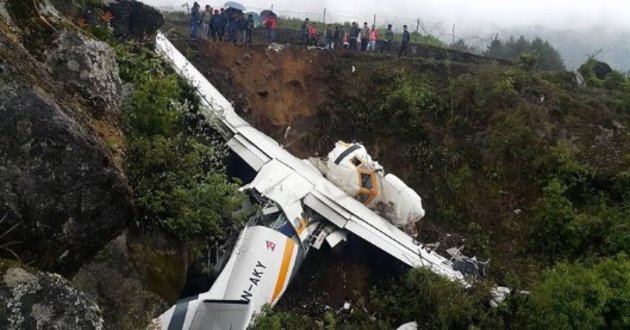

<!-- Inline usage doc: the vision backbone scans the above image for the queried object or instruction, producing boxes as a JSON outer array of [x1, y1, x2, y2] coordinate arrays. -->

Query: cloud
[[142, 0, 630, 31]]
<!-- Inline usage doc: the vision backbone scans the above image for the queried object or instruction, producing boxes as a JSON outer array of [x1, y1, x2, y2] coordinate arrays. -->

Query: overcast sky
[[144, 0, 630, 32]]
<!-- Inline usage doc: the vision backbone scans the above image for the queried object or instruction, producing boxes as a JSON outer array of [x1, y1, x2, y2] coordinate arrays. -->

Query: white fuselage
[[154, 222, 309, 330]]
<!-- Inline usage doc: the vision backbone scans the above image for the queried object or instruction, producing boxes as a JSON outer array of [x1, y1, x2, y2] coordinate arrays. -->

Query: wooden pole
[[416, 19, 420, 33], [323, 8, 326, 24], [373, 14, 376, 27], [452, 24, 455, 44]]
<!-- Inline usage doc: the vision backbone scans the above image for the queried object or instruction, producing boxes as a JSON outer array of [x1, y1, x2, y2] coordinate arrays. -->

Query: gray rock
[[46, 31, 122, 115], [108, 0, 164, 41], [0, 84, 132, 276], [593, 61, 613, 80], [0, 260, 104, 330], [73, 233, 169, 330]]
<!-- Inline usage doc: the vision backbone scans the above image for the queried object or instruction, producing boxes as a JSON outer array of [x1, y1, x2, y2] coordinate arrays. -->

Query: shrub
[[117, 45, 244, 248], [528, 179, 579, 262], [603, 70, 629, 91], [368, 268, 501, 329], [518, 257, 630, 329]]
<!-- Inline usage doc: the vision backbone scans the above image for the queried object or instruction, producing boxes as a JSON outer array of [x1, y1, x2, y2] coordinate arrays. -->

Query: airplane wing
[[155, 33, 466, 283]]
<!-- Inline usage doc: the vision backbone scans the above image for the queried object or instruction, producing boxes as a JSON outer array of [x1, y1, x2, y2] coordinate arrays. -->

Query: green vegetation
[[485, 36, 565, 71], [519, 257, 630, 329], [301, 52, 630, 327], [115, 44, 244, 250], [578, 56, 630, 91], [256, 257, 630, 329]]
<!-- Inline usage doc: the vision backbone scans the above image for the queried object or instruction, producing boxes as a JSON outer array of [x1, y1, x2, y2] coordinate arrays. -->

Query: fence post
[[452, 24, 455, 44], [373, 14, 376, 26], [416, 19, 420, 33], [323, 8, 327, 24]]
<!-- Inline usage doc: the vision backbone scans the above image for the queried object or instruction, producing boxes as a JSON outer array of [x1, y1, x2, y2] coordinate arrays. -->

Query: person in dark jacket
[[360, 22, 369, 51], [211, 9, 225, 41], [381, 24, 394, 52], [190, 2, 200, 38], [237, 13, 248, 44], [324, 25, 334, 50], [246, 14, 255, 43], [349, 22, 359, 50], [333, 26, 341, 50], [301, 18, 310, 45], [399, 25, 410, 58], [228, 11, 239, 44], [220, 8, 228, 40]]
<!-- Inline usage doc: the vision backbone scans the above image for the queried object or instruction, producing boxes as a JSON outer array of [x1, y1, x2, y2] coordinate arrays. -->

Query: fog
[[143, 0, 630, 32]]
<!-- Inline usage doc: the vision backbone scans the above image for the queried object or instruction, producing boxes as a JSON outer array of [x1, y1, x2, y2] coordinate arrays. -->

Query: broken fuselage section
[[309, 141, 425, 237]]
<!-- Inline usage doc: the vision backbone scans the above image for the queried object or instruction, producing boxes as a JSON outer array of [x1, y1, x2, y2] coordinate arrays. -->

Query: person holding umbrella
[[223, 1, 246, 43]]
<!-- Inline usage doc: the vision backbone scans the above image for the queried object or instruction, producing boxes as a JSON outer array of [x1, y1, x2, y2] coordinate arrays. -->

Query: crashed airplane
[[152, 33, 506, 330]]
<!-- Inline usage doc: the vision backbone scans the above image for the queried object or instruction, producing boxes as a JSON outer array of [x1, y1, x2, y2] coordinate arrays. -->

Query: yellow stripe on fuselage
[[271, 238, 295, 303]]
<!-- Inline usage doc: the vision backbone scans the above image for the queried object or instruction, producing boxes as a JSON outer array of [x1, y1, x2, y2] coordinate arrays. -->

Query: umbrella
[[259, 10, 277, 20], [224, 1, 246, 11]]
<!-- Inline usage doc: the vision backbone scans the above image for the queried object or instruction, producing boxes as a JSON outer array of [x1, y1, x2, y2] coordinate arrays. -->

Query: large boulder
[[108, 0, 164, 41], [0, 259, 104, 330], [46, 31, 123, 115], [593, 61, 613, 80], [73, 233, 169, 330], [0, 84, 132, 276]]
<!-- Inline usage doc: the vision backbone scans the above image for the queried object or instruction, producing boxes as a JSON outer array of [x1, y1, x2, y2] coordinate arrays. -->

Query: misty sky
[[144, 0, 630, 32]]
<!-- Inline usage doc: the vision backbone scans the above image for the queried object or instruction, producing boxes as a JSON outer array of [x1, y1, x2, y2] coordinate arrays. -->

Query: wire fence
[[167, 2, 499, 50]]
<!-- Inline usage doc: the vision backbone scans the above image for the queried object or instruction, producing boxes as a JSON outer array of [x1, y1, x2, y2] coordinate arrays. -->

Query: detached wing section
[[155, 33, 465, 283]]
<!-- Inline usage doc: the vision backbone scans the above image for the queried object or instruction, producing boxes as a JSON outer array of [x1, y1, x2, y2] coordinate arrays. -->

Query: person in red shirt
[[308, 22, 318, 46], [263, 15, 277, 43], [367, 25, 378, 51]]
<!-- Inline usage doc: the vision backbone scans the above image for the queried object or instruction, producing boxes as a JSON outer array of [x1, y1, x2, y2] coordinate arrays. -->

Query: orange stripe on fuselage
[[271, 238, 295, 303], [296, 217, 307, 235]]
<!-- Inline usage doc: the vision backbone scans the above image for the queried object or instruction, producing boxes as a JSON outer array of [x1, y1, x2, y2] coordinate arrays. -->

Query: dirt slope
[[178, 39, 335, 157]]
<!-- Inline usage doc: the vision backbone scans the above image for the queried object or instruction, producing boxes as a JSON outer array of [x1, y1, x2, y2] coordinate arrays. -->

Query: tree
[[485, 35, 565, 70], [518, 258, 630, 329], [485, 36, 507, 59], [531, 38, 566, 71], [450, 38, 472, 53]]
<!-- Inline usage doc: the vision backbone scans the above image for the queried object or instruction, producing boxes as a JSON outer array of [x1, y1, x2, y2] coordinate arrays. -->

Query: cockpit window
[[357, 192, 370, 203], [361, 173, 373, 189], [356, 170, 377, 205]]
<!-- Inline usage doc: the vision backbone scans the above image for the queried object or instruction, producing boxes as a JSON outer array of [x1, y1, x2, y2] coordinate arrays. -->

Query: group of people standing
[[190, 3, 412, 57], [190, 2, 277, 44], [302, 19, 412, 57]]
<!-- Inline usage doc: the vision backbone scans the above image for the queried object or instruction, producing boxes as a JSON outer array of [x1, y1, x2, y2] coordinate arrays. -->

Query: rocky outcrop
[[0, 259, 103, 330], [73, 234, 169, 330], [593, 61, 613, 80], [0, 83, 132, 276], [46, 31, 122, 115], [108, 0, 164, 41]]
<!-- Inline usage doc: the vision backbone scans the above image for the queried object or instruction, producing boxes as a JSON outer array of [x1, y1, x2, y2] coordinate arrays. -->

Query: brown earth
[[177, 38, 337, 158]]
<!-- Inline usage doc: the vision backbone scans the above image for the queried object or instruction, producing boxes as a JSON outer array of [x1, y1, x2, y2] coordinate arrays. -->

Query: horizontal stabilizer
[[190, 300, 250, 330]]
